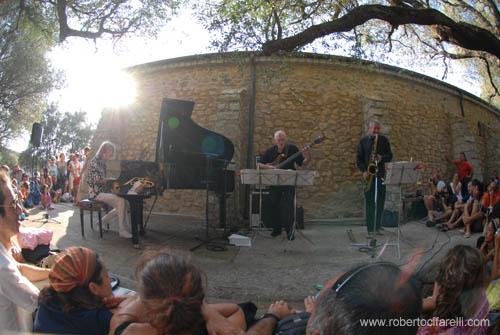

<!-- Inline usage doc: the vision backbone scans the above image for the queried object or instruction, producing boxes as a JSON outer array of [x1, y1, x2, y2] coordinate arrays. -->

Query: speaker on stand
[[30, 122, 43, 176]]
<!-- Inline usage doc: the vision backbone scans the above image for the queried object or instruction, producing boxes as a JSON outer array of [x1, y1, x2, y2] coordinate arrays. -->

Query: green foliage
[[0, 148, 19, 168], [1, 0, 183, 150], [0, 2, 59, 148], [18, 104, 95, 167], [193, 0, 499, 106], [194, 0, 354, 51]]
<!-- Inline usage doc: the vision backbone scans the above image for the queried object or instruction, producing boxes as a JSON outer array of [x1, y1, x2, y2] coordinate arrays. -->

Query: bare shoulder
[[122, 322, 158, 335]]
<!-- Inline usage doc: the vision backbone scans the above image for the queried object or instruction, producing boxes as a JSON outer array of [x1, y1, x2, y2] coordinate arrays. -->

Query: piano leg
[[129, 200, 141, 247]]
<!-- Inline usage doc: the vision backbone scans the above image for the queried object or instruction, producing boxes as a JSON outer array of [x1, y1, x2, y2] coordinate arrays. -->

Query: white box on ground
[[251, 214, 260, 227], [228, 234, 252, 247]]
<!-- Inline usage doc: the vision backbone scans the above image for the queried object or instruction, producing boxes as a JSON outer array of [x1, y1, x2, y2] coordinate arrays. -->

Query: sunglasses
[[332, 262, 400, 293]]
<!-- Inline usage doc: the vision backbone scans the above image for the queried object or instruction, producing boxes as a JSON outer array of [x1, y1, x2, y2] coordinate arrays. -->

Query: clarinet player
[[356, 120, 393, 238]]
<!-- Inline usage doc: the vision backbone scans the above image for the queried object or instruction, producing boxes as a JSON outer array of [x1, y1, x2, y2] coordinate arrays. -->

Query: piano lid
[[155, 98, 235, 191], [156, 98, 234, 165]]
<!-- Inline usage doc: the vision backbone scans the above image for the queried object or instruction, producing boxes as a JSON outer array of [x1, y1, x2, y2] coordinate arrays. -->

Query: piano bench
[[77, 199, 108, 238]]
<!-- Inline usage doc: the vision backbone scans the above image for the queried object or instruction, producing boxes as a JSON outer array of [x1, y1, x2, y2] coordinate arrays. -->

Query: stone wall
[[90, 53, 500, 223]]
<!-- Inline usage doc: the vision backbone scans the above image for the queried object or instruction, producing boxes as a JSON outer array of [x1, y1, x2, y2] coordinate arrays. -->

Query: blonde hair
[[95, 141, 115, 160]]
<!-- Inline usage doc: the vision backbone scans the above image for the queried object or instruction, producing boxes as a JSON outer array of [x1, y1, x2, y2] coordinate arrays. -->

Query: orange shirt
[[482, 191, 500, 208]]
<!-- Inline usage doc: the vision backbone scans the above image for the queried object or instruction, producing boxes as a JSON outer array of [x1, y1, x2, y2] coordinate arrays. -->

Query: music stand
[[380, 161, 422, 258], [190, 156, 229, 252]]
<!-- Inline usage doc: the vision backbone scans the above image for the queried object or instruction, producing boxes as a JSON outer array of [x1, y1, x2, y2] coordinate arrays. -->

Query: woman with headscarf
[[33, 247, 114, 335]]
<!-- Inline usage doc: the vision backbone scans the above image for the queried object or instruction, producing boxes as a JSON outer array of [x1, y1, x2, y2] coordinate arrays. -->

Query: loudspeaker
[[30, 122, 43, 147], [381, 209, 399, 227]]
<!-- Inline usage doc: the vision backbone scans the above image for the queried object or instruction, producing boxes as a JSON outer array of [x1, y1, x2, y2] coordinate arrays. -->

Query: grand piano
[[110, 98, 235, 246]]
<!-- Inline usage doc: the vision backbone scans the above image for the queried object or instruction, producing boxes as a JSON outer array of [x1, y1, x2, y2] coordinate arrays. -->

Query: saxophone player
[[356, 120, 393, 237]]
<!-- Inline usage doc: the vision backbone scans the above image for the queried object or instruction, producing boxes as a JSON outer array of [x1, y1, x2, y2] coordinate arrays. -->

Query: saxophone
[[364, 134, 379, 192]]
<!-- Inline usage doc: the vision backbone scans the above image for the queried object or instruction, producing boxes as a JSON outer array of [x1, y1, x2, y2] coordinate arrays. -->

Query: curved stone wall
[[91, 52, 500, 222]]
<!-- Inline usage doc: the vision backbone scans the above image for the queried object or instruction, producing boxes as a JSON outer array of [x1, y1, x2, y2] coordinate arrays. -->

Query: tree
[[0, 148, 19, 168], [1, 0, 182, 149], [194, 0, 499, 106], [18, 104, 95, 168], [0, 2, 59, 148], [7, 0, 182, 43]]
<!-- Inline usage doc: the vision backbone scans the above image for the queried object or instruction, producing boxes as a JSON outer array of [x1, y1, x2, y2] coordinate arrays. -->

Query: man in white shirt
[[0, 171, 50, 331]]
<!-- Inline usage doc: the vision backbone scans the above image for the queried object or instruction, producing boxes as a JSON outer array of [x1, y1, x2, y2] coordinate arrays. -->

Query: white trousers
[[95, 193, 130, 233]]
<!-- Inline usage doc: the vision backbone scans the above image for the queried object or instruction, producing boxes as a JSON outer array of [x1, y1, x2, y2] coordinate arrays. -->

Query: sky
[[7, 10, 481, 152]]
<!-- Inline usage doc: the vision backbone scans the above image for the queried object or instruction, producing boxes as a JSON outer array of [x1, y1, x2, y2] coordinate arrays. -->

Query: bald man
[[258, 130, 311, 240]]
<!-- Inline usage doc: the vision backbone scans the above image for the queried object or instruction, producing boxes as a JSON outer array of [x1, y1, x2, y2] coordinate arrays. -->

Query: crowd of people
[[1, 147, 91, 212], [0, 165, 499, 334]]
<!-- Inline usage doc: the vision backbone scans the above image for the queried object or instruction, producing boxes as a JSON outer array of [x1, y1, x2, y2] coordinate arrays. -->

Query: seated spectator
[[450, 172, 462, 200], [27, 172, 41, 206], [34, 246, 114, 335], [41, 167, 53, 192], [10, 164, 24, 184], [419, 245, 488, 335], [0, 171, 50, 332], [482, 179, 500, 216], [10, 179, 29, 218], [109, 248, 247, 335], [39, 184, 54, 210], [424, 181, 455, 227], [20, 181, 31, 208], [462, 179, 485, 238], [303, 262, 422, 335], [444, 181, 473, 231], [476, 221, 496, 269], [486, 230, 500, 330]]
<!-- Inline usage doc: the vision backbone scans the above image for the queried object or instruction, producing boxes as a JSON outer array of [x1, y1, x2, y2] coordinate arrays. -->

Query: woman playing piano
[[86, 141, 132, 239]]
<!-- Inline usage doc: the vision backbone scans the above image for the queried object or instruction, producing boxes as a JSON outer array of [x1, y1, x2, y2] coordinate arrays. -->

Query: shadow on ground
[[22, 203, 476, 309]]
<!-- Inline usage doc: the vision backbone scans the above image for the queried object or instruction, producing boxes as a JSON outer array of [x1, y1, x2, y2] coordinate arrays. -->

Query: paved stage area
[[22, 203, 476, 310]]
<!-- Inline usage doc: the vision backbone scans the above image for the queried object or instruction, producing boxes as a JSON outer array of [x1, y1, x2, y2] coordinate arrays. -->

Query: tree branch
[[262, 4, 500, 59], [56, 0, 132, 42]]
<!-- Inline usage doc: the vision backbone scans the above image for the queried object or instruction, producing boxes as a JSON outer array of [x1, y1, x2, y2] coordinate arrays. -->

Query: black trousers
[[268, 186, 295, 233]]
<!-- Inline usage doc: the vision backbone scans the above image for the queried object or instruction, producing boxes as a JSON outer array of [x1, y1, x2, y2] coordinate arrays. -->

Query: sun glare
[[97, 70, 137, 108]]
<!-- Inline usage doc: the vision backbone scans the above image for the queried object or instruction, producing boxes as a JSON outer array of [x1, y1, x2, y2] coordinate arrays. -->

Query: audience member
[[486, 230, 500, 329], [34, 246, 113, 335], [41, 167, 53, 193], [482, 179, 500, 216], [424, 181, 455, 227], [56, 153, 67, 193], [451, 152, 473, 198], [47, 157, 58, 185], [462, 179, 485, 238], [304, 262, 421, 335], [419, 245, 488, 335], [109, 248, 247, 335], [87, 141, 132, 238], [68, 153, 82, 201], [450, 172, 462, 200], [443, 181, 473, 231], [28, 172, 42, 207], [20, 181, 31, 208], [39, 184, 54, 210], [0, 171, 50, 331], [11, 164, 24, 184], [477, 221, 496, 271]]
